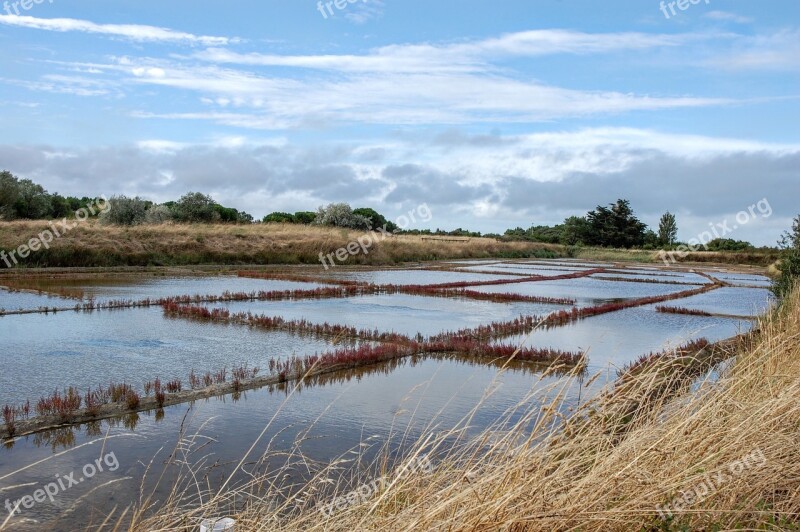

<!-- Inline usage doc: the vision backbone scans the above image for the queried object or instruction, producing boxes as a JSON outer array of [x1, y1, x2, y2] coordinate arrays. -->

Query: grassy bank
[[0, 221, 563, 267], [0, 220, 777, 268], [127, 287, 799, 530]]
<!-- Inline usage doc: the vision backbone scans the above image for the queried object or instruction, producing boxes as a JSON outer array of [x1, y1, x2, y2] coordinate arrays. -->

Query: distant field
[[0, 220, 778, 268]]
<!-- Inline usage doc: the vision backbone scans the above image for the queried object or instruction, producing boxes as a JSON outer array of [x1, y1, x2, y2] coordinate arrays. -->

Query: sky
[[0, 0, 798, 245]]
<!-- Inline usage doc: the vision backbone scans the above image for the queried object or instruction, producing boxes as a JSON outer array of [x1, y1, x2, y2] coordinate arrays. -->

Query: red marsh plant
[[155, 389, 166, 408], [545, 283, 722, 327], [166, 380, 182, 393], [655, 306, 713, 317], [125, 390, 141, 410], [618, 338, 711, 379], [108, 383, 133, 403], [83, 389, 103, 417], [189, 369, 201, 390], [36, 387, 83, 421], [593, 276, 705, 286], [2, 405, 15, 437]]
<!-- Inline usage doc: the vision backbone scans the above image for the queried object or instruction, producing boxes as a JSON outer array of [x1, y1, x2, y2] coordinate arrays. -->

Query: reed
[[1, 405, 15, 437], [655, 305, 713, 317]]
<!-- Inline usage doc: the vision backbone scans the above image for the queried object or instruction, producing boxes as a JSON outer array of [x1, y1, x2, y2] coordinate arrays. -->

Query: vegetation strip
[[655, 306, 757, 320], [544, 281, 723, 327], [591, 275, 707, 286], [1, 326, 581, 439]]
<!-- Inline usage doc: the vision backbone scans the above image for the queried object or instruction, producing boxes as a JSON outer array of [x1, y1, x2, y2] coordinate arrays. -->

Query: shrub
[[2, 405, 15, 437], [172, 192, 221, 223], [100, 195, 150, 226], [773, 215, 800, 300], [293, 211, 317, 224], [125, 390, 141, 410], [312, 203, 371, 230], [145, 204, 174, 224], [263, 212, 295, 224]]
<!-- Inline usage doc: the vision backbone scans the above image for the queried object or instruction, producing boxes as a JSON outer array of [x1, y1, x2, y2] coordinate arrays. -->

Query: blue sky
[[0, 0, 798, 244]]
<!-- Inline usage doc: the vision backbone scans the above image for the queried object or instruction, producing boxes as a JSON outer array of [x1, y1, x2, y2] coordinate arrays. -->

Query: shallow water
[[0, 355, 604, 530], [658, 287, 775, 316], [0, 261, 774, 528], [469, 276, 700, 307], [498, 305, 753, 370], [322, 269, 519, 285], [3, 276, 323, 304], [702, 271, 773, 288], [0, 307, 343, 404], [0, 287, 75, 311], [208, 293, 568, 338]]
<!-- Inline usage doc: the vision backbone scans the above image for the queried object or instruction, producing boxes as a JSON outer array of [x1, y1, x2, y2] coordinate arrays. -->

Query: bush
[[293, 211, 317, 225], [173, 192, 221, 223], [263, 212, 295, 224], [773, 216, 800, 300], [705, 238, 754, 252], [99, 195, 150, 226], [145, 204, 174, 224], [312, 203, 371, 230]]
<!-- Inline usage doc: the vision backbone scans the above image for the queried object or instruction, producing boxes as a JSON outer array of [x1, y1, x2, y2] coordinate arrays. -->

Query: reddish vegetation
[[593, 276, 705, 286], [237, 268, 605, 290], [656, 306, 713, 317], [545, 282, 722, 326], [163, 302, 581, 374], [35, 387, 83, 421], [618, 338, 711, 378]]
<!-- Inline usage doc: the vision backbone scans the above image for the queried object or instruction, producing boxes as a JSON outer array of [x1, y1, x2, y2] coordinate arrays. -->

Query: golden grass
[[0, 221, 562, 267], [118, 288, 800, 531]]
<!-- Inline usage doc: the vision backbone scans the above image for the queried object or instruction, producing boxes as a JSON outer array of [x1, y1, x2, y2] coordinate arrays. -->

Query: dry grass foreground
[[0, 220, 562, 267], [124, 287, 800, 531]]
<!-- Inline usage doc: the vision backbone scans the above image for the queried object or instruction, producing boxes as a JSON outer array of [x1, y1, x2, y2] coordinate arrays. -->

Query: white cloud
[[706, 29, 800, 71], [193, 29, 699, 74], [344, 0, 385, 24], [118, 59, 731, 128], [0, 14, 235, 45], [704, 11, 753, 24]]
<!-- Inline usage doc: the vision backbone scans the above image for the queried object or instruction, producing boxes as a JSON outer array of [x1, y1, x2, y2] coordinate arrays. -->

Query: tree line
[[0, 171, 253, 225], [0, 171, 772, 251], [502, 199, 762, 251]]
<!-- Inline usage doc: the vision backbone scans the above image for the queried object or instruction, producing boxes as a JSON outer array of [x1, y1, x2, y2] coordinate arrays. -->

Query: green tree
[[173, 192, 220, 223], [263, 212, 295, 224], [0, 170, 20, 220], [658, 212, 678, 246], [353, 207, 397, 231], [585, 199, 647, 248], [293, 211, 317, 224], [773, 215, 800, 300], [13, 179, 53, 219], [560, 216, 591, 245]]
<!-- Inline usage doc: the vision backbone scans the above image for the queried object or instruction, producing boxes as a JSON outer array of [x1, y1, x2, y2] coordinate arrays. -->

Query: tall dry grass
[[0, 221, 561, 268], [119, 287, 800, 531]]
